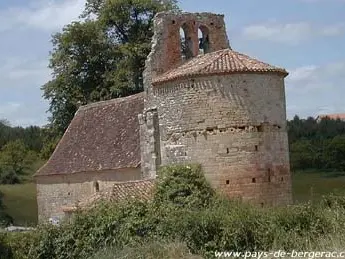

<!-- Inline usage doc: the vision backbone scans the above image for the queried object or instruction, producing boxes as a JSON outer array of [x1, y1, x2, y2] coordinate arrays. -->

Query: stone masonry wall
[[138, 108, 161, 179], [143, 12, 230, 110], [150, 73, 292, 205], [36, 168, 141, 223]]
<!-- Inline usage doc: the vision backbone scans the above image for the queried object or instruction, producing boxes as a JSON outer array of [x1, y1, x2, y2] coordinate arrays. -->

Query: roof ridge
[[232, 51, 250, 72], [78, 92, 144, 112], [202, 49, 228, 73]]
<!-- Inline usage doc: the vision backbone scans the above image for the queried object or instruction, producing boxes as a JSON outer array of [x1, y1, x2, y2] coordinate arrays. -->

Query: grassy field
[[0, 183, 37, 226], [292, 170, 345, 203], [1, 170, 345, 226]]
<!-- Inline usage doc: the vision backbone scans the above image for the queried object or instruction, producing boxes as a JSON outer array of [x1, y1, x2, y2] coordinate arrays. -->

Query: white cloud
[[0, 58, 51, 126], [0, 58, 50, 86], [0, 0, 86, 32], [242, 22, 345, 45], [286, 61, 345, 118]]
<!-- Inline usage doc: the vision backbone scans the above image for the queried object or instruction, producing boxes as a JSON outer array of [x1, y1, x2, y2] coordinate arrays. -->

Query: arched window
[[198, 25, 210, 54], [180, 24, 193, 60], [93, 181, 100, 193]]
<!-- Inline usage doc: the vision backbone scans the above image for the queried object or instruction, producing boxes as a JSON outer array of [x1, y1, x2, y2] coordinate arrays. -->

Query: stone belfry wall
[[143, 12, 230, 109]]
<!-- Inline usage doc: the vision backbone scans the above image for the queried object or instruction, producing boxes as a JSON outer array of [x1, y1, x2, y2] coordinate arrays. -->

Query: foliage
[[324, 135, 345, 171], [0, 231, 38, 259], [3, 165, 345, 259], [154, 164, 215, 209], [0, 140, 37, 184], [40, 127, 61, 160], [42, 0, 179, 135], [0, 120, 44, 183], [0, 120, 43, 153], [288, 116, 345, 171], [89, 241, 202, 259], [0, 233, 13, 259]]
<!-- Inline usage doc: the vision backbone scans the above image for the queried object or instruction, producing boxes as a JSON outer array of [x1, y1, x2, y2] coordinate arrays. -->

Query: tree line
[[0, 120, 44, 184], [288, 115, 345, 172]]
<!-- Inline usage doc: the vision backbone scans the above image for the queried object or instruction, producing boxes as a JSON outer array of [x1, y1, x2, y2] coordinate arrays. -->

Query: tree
[[42, 0, 179, 136], [0, 140, 36, 184], [325, 135, 345, 171]]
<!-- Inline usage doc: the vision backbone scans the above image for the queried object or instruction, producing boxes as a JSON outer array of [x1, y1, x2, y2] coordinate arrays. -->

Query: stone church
[[35, 11, 292, 223]]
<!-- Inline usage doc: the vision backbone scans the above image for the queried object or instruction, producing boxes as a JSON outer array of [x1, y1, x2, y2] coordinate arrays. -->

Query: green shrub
[[4, 164, 345, 259], [89, 240, 202, 259], [0, 233, 13, 259], [154, 164, 215, 209], [1, 231, 38, 259]]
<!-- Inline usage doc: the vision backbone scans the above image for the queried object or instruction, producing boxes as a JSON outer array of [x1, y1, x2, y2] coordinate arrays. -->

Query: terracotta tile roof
[[317, 113, 345, 120], [62, 179, 155, 212], [152, 49, 288, 85], [36, 93, 144, 176]]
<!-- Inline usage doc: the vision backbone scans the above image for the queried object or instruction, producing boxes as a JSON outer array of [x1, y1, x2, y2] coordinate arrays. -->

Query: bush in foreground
[[2, 165, 345, 259], [89, 241, 202, 259]]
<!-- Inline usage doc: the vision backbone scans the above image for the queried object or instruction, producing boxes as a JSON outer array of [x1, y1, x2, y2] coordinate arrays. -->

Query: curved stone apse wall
[[151, 73, 292, 205]]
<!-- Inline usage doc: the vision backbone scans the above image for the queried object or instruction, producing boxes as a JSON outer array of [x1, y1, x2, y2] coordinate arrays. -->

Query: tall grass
[[89, 241, 202, 259], [3, 165, 345, 259]]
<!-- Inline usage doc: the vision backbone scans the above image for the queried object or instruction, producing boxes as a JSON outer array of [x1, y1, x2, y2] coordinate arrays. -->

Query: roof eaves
[[152, 69, 289, 86]]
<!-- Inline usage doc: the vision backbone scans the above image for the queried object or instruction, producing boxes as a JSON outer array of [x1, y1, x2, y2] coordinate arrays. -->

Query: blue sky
[[0, 0, 344, 126]]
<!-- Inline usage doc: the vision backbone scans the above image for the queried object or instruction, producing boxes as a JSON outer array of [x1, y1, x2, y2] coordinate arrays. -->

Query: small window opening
[[261, 202, 264, 208], [94, 181, 100, 193], [226, 180, 230, 185], [268, 168, 272, 182], [172, 20, 176, 24], [252, 178, 256, 183], [281, 177, 284, 182], [226, 148, 229, 154], [255, 145, 258, 151]]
